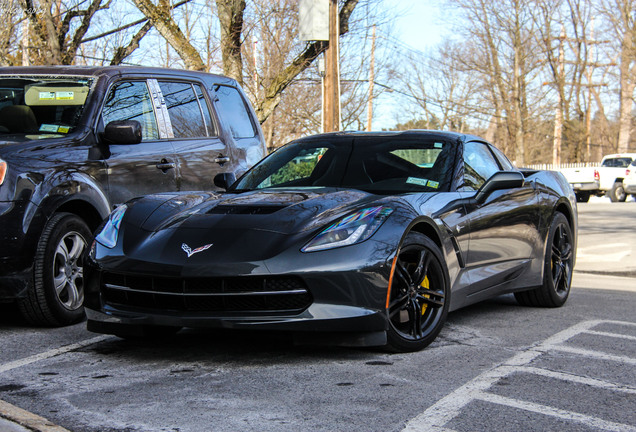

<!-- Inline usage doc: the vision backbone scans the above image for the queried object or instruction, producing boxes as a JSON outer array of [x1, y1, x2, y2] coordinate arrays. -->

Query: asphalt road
[[1, 200, 635, 432]]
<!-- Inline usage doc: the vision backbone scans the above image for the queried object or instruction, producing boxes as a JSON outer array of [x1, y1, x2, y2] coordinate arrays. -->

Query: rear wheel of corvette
[[19, 213, 91, 326], [385, 233, 450, 352], [515, 212, 573, 308]]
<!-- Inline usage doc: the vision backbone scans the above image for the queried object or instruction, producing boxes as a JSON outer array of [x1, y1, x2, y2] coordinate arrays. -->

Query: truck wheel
[[18, 213, 91, 326], [575, 192, 590, 203], [608, 182, 626, 202]]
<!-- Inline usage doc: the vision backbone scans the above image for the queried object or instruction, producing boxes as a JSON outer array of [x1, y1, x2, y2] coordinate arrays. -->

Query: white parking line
[[475, 392, 636, 432], [402, 320, 636, 432], [0, 335, 111, 374]]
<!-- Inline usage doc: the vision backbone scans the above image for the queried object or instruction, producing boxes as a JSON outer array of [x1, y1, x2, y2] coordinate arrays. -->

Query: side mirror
[[214, 172, 236, 190], [474, 171, 524, 203], [103, 120, 142, 144]]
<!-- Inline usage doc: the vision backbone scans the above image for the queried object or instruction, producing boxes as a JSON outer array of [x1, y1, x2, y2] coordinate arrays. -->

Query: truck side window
[[214, 85, 256, 138], [464, 141, 501, 190], [158, 82, 209, 138], [102, 81, 159, 141]]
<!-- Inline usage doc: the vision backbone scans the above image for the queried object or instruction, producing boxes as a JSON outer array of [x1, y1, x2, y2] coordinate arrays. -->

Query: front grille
[[100, 272, 312, 313]]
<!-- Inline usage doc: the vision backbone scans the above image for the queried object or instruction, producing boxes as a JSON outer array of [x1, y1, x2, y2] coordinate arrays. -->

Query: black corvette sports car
[[85, 131, 577, 352]]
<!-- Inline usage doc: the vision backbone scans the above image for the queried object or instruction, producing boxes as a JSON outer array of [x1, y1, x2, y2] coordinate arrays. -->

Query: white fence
[[521, 162, 600, 171]]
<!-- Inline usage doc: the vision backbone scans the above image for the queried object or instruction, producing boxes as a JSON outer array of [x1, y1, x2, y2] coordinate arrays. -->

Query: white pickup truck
[[560, 153, 636, 202]]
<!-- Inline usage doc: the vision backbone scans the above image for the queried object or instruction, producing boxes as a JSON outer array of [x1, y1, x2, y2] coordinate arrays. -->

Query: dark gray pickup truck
[[0, 66, 266, 326]]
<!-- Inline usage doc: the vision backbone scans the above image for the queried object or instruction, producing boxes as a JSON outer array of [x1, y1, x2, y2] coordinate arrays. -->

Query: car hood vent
[[206, 204, 287, 215]]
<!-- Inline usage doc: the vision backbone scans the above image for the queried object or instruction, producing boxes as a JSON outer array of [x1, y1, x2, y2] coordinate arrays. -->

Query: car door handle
[[156, 160, 176, 171], [214, 156, 230, 165]]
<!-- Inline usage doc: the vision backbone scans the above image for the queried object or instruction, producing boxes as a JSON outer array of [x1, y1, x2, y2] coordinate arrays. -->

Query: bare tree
[[598, 0, 636, 152]]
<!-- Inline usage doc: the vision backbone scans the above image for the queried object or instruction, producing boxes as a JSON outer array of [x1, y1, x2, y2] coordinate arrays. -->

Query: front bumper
[[86, 302, 387, 333]]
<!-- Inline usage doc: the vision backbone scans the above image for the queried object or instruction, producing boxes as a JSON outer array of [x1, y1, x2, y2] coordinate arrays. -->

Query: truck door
[[100, 80, 179, 206]]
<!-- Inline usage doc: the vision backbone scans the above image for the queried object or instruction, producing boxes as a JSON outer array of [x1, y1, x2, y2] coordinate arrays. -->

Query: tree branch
[[110, 20, 153, 65]]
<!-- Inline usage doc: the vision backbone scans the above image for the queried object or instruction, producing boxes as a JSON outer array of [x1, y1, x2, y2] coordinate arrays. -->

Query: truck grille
[[100, 272, 312, 313]]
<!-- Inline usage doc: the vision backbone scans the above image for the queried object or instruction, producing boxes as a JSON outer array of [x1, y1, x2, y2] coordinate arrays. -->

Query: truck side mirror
[[103, 120, 142, 145]]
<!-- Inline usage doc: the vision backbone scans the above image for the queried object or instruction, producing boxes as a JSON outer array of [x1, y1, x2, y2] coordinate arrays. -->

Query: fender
[[19, 170, 111, 265]]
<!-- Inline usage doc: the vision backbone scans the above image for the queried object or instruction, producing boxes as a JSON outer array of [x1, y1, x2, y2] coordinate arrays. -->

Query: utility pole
[[553, 26, 565, 166], [322, 0, 340, 132], [366, 25, 376, 132]]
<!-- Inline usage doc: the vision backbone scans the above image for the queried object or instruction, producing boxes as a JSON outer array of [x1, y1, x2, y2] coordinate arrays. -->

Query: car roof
[[294, 130, 483, 143], [0, 65, 237, 86]]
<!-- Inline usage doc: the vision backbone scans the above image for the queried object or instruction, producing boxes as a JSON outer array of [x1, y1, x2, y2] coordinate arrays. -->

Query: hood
[[114, 188, 384, 269], [140, 188, 380, 235]]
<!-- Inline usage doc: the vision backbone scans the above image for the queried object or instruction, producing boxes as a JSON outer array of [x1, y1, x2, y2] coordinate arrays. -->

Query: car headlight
[[301, 206, 393, 252], [95, 204, 127, 248], [0, 158, 7, 186]]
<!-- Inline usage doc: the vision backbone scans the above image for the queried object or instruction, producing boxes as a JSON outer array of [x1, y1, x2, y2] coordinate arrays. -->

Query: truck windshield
[[0, 76, 93, 139]]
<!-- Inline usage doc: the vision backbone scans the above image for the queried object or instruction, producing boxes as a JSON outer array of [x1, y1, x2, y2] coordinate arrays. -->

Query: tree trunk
[[132, 0, 206, 71], [216, 0, 245, 84]]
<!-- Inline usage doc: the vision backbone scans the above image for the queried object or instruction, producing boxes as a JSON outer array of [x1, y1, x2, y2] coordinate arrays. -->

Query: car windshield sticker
[[434, 142, 443, 148], [39, 91, 55, 100], [427, 180, 440, 189], [56, 91, 74, 100], [182, 242, 213, 258], [58, 126, 70, 133], [39, 124, 60, 133], [406, 177, 429, 186]]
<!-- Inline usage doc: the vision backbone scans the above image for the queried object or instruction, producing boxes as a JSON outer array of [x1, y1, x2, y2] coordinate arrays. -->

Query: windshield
[[233, 137, 456, 194], [0, 76, 93, 139]]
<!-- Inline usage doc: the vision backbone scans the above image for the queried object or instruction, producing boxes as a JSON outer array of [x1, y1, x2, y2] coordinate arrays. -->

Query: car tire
[[575, 192, 590, 203], [385, 232, 450, 352], [19, 213, 91, 326], [515, 212, 573, 308], [608, 182, 626, 202]]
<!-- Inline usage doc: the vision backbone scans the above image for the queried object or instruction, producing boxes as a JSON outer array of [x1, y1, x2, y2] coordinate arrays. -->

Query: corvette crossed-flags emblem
[[181, 242, 213, 258]]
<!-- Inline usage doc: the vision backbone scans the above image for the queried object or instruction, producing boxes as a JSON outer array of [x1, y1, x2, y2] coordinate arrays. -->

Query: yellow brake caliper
[[420, 275, 430, 315]]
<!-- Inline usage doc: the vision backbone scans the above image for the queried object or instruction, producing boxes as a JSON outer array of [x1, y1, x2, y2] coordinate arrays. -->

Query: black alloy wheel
[[386, 232, 450, 352], [515, 212, 573, 307]]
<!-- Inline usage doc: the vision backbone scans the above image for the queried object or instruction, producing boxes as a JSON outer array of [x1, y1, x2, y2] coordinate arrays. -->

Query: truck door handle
[[156, 159, 176, 172], [214, 156, 230, 165]]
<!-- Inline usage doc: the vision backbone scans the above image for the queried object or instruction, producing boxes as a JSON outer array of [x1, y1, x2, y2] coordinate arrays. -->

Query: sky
[[372, 0, 451, 129]]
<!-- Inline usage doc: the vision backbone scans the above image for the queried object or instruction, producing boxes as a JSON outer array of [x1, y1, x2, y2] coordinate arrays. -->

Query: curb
[[0, 399, 71, 432]]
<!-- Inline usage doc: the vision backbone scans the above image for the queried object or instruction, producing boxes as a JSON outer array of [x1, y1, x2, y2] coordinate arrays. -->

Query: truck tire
[[18, 213, 91, 326], [575, 192, 590, 203], [608, 182, 626, 202]]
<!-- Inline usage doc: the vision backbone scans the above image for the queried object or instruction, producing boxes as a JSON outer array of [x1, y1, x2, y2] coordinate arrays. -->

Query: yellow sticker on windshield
[[56, 91, 74, 100], [427, 180, 440, 189]]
